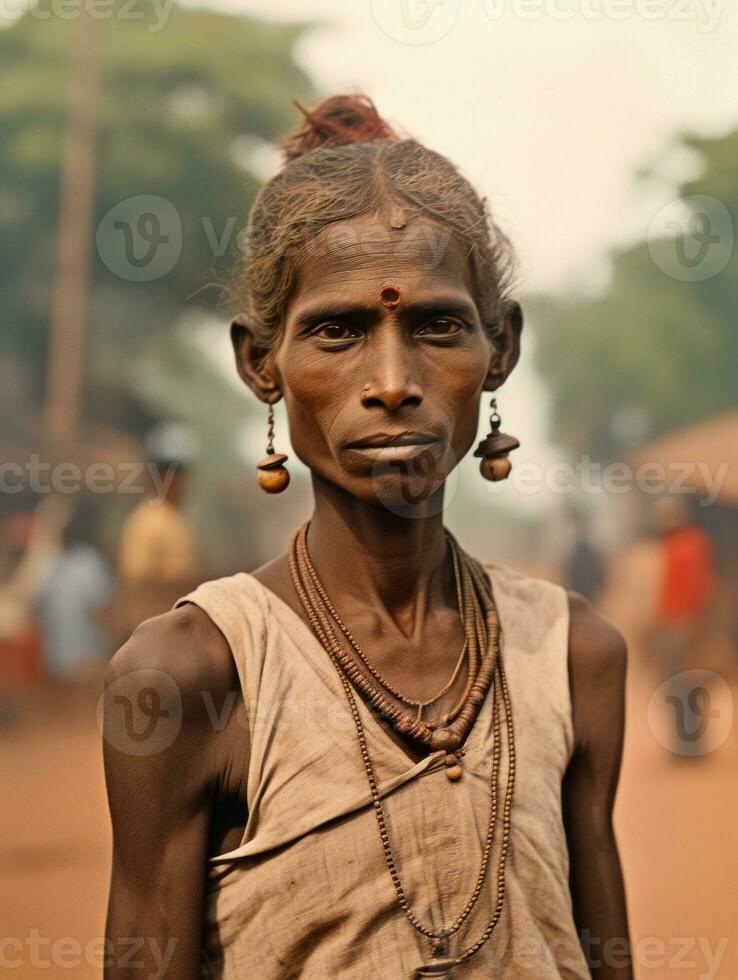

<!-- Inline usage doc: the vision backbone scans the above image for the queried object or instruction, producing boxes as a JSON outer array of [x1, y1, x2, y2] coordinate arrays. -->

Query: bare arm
[[563, 592, 633, 979], [102, 605, 242, 980]]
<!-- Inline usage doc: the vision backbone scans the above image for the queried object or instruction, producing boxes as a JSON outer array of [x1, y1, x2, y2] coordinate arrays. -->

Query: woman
[[103, 96, 630, 979]]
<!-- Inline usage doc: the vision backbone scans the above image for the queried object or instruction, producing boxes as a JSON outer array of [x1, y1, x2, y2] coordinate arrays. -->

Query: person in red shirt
[[653, 496, 715, 757], [657, 498, 714, 625]]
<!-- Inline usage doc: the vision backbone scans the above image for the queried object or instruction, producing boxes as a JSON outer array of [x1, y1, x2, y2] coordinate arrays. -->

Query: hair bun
[[281, 94, 400, 163]]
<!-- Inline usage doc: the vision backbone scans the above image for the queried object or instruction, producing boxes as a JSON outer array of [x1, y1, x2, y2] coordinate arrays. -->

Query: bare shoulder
[[106, 603, 238, 700], [567, 590, 628, 685], [566, 591, 628, 756], [101, 601, 249, 828]]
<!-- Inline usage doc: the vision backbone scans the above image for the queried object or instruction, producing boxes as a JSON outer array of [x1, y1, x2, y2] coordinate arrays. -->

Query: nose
[[360, 333, 423, 412]]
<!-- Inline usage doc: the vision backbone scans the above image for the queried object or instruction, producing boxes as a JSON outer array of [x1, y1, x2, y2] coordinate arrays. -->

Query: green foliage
[[530, 129, 738, 460], [0, 1, 314, 415]]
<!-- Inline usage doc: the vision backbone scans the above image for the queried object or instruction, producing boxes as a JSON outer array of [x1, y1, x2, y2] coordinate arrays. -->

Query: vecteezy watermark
[[485, 455, 729, 507], [100, 667, 183, 756], [321, 404, 728, 518], [584, 934, 728, 978], [97, 195, 183, 282], [369, 0, 726, 42], [0, 0, 175, 31], [648, 195, 734, 282], [99, 661, 735, 756], [0, 932, 177, 977], [99, 679, 373, 757], [373, 443, 461, 518], [648, 669, 734, 757], [370, 0, 460, 45], [0, 456, 179, 499], [479, 0, 726, 32], [369, 450, 730, 518], [491, 931, 729, 977], [288, 218, 455, 271], [95, 195, 457, 283]]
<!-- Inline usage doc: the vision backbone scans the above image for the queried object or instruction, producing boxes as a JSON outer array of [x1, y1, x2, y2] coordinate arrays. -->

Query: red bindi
[[380, 285, 401, 309]]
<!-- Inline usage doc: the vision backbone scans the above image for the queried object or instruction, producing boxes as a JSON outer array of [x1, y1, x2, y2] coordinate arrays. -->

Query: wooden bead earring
[[473, 397, 520, 482], [256, 402, 290, 493]]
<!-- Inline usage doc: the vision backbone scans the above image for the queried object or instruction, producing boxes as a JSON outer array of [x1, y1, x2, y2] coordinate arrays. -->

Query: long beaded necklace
[[287, 522, 516, 978]]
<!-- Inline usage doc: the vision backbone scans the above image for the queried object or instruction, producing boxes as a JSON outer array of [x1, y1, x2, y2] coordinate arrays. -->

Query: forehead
[[288, 213, 476, 316]]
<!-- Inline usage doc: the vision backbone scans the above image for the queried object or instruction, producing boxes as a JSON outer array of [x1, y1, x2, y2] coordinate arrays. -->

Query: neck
[[305, 474, 455, 628]]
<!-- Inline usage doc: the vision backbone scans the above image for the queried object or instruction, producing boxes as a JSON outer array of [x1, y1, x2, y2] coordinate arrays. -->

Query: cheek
[[439, 344, 489, 409], [278, 351, 354, 455], [435, 345, 490, 454], [447, 352, 487, 397]]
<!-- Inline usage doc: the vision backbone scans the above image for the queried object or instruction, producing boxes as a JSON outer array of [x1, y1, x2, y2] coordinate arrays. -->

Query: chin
[[311, 441, 453, 510], [344, 469, 448, 517]]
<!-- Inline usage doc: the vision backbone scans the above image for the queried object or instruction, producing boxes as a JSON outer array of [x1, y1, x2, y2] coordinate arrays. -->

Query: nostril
[[361, 389, 422, 412]]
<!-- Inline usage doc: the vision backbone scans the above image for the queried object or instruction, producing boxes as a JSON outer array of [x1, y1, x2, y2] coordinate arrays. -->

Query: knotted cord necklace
[[287, 522, 516, 977]]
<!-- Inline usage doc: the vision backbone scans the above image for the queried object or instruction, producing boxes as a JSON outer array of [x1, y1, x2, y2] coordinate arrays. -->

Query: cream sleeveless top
[[175, 559, 590, 979]]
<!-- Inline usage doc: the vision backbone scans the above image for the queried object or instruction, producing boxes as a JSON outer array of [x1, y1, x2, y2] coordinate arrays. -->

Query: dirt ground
[[1, 558, 736, 978]]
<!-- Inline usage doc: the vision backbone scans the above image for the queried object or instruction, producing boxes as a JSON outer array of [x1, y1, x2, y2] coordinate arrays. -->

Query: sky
[[184, 0, 738, 515], [220, 0, 738, 293]]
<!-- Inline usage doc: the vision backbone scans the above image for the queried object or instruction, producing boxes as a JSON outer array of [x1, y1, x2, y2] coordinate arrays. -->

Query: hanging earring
[[256, 402, 290, 493], [473, 397, 519, 482]]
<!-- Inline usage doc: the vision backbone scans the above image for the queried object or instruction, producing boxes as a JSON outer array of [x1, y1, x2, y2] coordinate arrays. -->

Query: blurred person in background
[[36, 501, 115, 693], [564, 504, 606, 605], [117, 430, 199, 633], [0, 512, 43, 723], [650, 494, 715, 757], [0, 501, 68, 719]]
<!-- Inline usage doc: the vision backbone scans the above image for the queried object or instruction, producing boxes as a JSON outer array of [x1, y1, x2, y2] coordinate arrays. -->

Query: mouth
[[344, 432, 443, 464], [346, 431, 440, 449]]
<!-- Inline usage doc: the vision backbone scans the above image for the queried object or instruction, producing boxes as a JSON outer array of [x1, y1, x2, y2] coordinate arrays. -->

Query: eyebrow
[[292, 295, 480, 329]]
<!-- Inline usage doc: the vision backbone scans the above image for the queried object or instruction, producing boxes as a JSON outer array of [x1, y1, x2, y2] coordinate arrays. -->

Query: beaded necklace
[[299, 525, 472, 728], [288, 522, 516, 977]]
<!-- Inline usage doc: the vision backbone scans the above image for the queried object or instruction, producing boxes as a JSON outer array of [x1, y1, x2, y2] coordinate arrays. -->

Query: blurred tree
[[0, 0, 316, 569], [530, 129, 738, 460], [0, 0, 313, 423]]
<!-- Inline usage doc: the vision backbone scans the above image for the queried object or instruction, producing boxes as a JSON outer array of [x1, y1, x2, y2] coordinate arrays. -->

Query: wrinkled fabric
[[176, 558, 590, 979]]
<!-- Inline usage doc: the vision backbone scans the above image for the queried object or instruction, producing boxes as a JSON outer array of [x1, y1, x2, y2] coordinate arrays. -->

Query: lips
[[346, 431, 440, 449], [344, 433, 443, 465]]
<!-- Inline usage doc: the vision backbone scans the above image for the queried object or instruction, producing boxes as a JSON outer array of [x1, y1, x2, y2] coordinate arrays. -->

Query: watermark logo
[[370, 0, 460, 45], [94, 202, 457, 283], [99, 668, 182, 756], [0, 457, 181, 500], [368, 0, 726, 37], [648, 195, 734, 282], [97, 195, 182, 282], [371, 440, 461, 518], [0, 0, 175, 32], [0, 932, 177, 978], [483, 456, 729, 507], [480, 0, 726, 32], [648, 669, 733, 756]]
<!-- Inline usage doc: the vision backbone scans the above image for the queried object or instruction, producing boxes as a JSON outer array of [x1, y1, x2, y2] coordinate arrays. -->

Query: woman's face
[[240, 214, 516, 510]]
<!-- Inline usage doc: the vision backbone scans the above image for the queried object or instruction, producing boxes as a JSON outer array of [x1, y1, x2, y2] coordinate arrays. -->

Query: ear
[[483, 300, 523, 392], [230, 315, 281, 404]]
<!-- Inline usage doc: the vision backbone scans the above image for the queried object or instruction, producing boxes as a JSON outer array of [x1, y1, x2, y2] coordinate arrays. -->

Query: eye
[[314, 322, 362, 342], [416, 317, 464, 337]]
